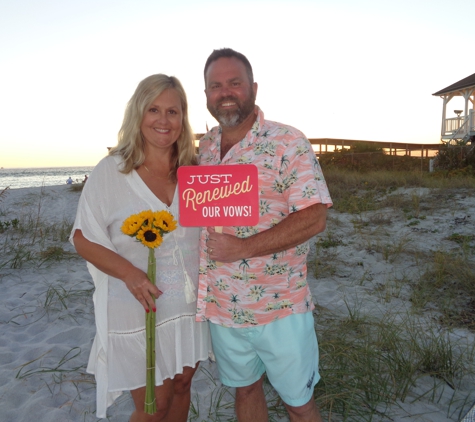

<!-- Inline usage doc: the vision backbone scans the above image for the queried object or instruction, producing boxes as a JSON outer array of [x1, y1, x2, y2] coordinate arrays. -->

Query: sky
[[1, 0, 474, 168]]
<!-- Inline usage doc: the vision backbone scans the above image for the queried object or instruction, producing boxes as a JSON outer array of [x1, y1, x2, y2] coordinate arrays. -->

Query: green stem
[[144, 247, 157, 415]]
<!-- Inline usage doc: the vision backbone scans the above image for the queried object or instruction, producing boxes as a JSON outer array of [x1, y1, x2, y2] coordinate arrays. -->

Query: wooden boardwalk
[[194, 134, 442, 158], [308, 138, 441, 157]]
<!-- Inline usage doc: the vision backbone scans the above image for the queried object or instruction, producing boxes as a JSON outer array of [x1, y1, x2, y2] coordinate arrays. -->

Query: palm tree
[[280, 154, 290, 173], [239, 258, 250, 281]]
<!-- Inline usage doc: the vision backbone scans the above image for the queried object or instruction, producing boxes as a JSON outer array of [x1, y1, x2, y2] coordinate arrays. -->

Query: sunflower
[[153, 210, 178, 232], [121, 210, 155, 236], [136, 226, 163, 248], [121, 214, 142, 236], [138, 210, 154, 226]]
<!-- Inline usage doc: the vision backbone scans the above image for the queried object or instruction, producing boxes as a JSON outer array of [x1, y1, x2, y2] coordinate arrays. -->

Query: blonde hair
[[109, 74, 196, 179]]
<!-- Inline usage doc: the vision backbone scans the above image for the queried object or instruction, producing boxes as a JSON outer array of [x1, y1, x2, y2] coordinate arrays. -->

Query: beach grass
[[323, 167, 475, 215], [314, 305, 475, 421], [411, 251, 475, 329], [306, 160, 475, 421], [0, 186, 9, 201], [0, 187, 76, 269]]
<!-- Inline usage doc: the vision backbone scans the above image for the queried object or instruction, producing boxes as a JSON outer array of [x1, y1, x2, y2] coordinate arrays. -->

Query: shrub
[[319, 147, 431, 172], [433, 142, 475, 175]]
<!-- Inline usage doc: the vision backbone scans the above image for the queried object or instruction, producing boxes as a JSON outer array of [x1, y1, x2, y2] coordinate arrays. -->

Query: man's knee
[[284, 396, 318, 418], [236, 375, 265, 399]]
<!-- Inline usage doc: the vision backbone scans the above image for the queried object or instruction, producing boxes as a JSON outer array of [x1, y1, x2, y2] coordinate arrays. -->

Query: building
[[433, 72, 475, 145]]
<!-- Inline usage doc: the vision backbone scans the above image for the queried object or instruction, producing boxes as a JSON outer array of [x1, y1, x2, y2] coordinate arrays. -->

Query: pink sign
[[177, 165, 259, 227]]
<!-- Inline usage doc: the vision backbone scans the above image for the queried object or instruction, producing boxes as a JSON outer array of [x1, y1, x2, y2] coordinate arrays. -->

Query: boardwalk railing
[[308, 138, 441, 158], [194, 135, 442, 158]]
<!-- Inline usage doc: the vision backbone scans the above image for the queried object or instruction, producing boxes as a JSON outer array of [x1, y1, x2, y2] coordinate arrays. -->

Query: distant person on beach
[[66, 176, 73, 184], [82, 174, 88, 183], [197, 48, 332, 422], [70, 74, 211, 421]]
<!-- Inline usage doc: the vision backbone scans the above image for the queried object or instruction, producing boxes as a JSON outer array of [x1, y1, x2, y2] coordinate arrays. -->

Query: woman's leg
[[129, 363, 200, 422], [130, 379, 173, 422], [164, 364, 200, 422]]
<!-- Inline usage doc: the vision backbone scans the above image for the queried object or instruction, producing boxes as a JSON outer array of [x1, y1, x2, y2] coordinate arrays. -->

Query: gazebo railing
[[443, 110, 475, 138], [443, 117, 464, 135]]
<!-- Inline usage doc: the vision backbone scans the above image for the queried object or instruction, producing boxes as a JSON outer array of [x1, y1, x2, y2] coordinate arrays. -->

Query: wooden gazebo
[[433, 72, 475, 145]]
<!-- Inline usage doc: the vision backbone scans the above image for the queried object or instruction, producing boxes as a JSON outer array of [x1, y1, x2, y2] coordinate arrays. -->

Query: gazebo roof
[[433, 72, 475, 96]]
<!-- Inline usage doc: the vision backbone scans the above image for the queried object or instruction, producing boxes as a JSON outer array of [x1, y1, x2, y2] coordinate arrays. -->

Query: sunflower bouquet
[[121, 209, 177, 415]]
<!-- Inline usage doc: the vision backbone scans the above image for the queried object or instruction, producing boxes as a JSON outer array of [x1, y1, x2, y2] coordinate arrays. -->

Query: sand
[[0, 184, 474, 421]]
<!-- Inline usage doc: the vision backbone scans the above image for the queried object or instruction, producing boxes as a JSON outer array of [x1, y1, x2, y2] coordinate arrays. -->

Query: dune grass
[[0, 186, 76, 269], [307, 158, 475, 421], [313, 304, 475, 421], [323, 167, 475, 215], [0, 186, 9, 202], [411, 251, 475, 329]]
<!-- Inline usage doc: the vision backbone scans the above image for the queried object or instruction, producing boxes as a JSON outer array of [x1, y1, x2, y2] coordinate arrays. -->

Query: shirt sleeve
[[280, 136, 333, 213], [69, 157, 117, 254]]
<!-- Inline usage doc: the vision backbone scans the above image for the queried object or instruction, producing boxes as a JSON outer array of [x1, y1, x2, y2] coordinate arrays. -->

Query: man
[[197, 48, 332, 422]]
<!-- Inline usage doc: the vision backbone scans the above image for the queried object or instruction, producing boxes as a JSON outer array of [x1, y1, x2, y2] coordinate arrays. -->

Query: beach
[[0, 184, 474, 421], [0, 166, 95, 190]]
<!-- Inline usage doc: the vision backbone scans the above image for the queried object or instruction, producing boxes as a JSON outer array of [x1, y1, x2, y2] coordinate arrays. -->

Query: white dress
[[70, 155, 211, 418]]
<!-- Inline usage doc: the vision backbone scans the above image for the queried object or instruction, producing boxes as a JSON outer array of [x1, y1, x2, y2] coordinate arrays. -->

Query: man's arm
[[206, 203, 327, 263]]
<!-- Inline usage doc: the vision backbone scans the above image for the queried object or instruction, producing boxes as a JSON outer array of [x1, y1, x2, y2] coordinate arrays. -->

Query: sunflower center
[[144, 230, 157, 242]]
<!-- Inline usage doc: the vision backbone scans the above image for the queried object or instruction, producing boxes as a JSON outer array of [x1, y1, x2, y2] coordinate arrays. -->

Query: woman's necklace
[[143, 164, 170, 180]]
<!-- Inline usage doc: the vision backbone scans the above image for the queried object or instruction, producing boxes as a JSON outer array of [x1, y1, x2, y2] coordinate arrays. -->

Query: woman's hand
[[122, 266, 162, 312], [73, 229, 161, 312]]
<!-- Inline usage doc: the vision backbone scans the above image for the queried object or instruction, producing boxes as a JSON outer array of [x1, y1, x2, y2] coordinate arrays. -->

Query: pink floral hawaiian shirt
[[196, 107, 332, 327]]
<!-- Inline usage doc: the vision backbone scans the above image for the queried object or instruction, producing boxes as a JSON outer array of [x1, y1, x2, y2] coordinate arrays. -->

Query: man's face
[[205, 57, 257, 127]]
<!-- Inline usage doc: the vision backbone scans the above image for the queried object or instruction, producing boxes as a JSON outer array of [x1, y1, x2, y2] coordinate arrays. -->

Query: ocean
[[0, 166, 95, 190]]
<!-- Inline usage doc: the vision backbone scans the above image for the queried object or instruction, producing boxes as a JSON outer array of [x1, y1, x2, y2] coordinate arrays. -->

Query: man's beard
[[207, 91, 255, 128]]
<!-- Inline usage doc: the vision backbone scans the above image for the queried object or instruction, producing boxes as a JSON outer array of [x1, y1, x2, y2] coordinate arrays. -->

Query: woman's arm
[[73, 229, 161, 312]]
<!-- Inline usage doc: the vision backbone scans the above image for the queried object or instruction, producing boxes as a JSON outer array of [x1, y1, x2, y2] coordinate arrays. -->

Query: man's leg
[[284, 396, 323, 422], [235, 374, 268, 422], [208, 323, 267, 421], [253, 313, 322, 422]]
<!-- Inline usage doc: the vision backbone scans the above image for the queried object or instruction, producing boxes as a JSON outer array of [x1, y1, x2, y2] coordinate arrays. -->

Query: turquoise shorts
[[209, 312, 320, 407]]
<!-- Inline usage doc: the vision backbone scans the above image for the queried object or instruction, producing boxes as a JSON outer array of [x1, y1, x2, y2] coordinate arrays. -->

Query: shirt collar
[[235, 105, 264, 149]]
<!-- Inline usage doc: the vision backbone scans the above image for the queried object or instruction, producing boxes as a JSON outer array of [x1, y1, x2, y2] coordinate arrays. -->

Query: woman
[[71, 74, 211, 421]]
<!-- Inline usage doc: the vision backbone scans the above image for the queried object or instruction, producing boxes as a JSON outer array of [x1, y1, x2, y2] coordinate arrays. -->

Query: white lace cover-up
[[70, 155, 211, 418]]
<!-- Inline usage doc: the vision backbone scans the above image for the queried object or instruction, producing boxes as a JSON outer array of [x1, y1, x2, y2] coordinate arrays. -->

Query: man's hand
[[206, 226, 246, 263]]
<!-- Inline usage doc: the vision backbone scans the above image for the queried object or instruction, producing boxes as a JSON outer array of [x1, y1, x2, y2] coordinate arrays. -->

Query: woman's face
[[141, 88, 183, 152]]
